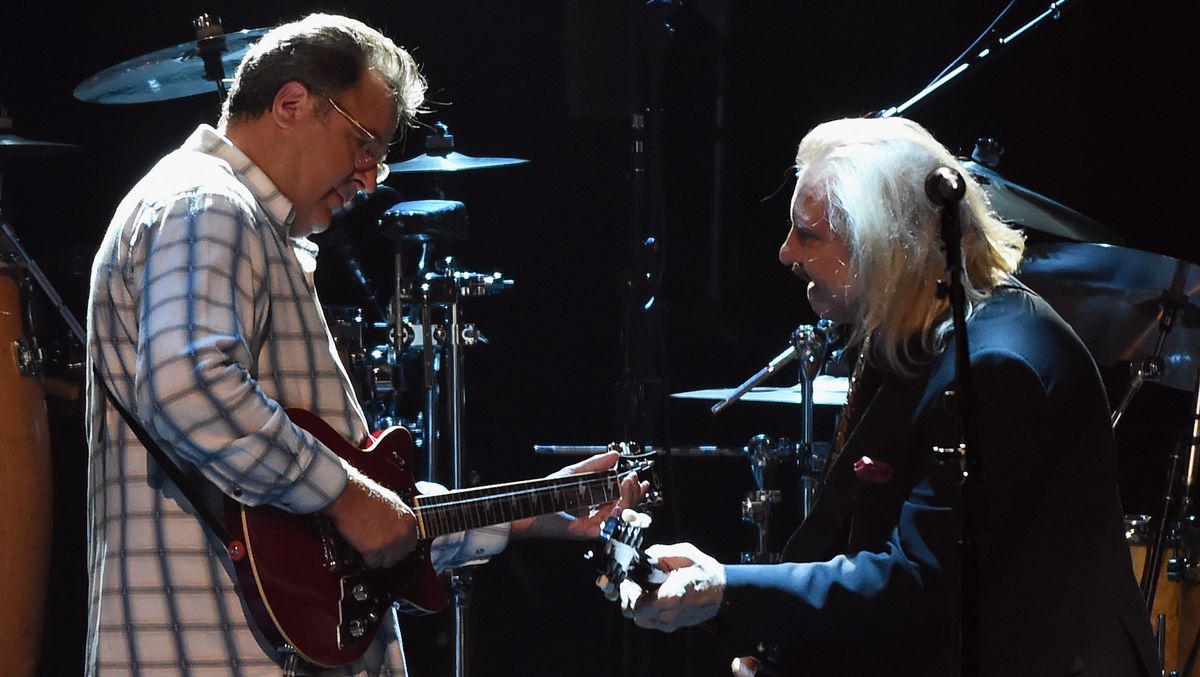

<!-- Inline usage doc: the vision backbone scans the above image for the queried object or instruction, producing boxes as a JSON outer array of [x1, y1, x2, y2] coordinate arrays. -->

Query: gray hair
[[795, 117, 1025, 374], [220, 13, 426, 134]]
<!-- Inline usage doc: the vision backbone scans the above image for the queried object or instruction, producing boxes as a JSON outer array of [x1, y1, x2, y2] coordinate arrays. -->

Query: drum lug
[[14, 336, 42, 377]]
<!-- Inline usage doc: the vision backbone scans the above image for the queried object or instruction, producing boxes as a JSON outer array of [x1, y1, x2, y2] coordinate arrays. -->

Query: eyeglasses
[[324, 96, 391, 183]]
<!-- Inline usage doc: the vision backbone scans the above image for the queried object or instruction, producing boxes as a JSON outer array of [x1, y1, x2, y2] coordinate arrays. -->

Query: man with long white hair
[[624, 117, 1158, 676]]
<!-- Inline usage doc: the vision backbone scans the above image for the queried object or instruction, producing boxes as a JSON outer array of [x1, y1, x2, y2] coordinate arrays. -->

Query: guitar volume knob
[[352, 583, 370, 602]]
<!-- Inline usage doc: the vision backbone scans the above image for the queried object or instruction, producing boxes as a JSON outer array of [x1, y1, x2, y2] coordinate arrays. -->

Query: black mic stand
[[926, 167, 982, 677]]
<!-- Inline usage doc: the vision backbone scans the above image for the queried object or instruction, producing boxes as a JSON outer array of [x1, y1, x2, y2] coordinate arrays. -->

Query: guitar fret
[[415, 472, 622, 539]]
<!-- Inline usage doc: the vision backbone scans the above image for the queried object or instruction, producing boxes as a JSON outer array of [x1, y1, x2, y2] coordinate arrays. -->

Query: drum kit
[[1, 10, 1198, 677]]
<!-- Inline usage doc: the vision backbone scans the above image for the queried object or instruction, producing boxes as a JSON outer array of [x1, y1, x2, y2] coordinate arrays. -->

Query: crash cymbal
[[387, 151, 529, 174], [1018, 242, 1200, 390], [0, 133, 83, 160], [671, 375, 849, 407], [961, 160, 1122, 244], [74, 27, 267, 104]]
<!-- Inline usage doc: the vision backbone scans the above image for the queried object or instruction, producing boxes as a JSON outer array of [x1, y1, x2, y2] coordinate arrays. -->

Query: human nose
[[351, 163, 378, 193], [779, 228, 799, 267]]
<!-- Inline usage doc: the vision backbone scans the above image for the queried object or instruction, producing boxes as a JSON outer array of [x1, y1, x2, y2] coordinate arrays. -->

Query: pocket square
[[853, 456, 894, 485]]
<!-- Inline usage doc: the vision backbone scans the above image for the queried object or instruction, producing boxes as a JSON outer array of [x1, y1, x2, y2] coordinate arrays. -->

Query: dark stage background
[[2, 1, 1196, 675]]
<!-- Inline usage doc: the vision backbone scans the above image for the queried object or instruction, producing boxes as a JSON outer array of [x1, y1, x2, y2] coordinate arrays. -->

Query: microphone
[[711, 320, 837, 416], [924, 166, 966, 207]]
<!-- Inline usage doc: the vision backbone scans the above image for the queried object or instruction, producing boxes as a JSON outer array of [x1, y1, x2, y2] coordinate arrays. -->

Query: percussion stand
[[379, 200, 512, 677], [1111, 298, 1181, 427], [0, 214, 85, 347]]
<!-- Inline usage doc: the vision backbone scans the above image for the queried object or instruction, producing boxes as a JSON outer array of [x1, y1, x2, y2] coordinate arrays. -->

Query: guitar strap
[[95, 367, 235, 548]]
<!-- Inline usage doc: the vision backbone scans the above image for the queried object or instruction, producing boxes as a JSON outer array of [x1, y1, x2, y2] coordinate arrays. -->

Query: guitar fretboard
[[412, 471, 621, 539]]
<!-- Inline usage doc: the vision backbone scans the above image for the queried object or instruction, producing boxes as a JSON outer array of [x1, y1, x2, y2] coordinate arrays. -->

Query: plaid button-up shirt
[[87, 125, 506, 676]]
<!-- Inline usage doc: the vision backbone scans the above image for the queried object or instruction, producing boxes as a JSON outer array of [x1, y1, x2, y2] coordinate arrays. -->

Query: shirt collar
[[181, 124, 297, 233]]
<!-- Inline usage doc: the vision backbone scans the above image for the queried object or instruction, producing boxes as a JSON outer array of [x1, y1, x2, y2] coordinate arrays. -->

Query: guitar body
[[225, 408, 645, 668], [226, 408, 445, 668]]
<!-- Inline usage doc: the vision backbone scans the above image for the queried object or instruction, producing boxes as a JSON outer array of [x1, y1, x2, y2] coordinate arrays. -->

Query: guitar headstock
[[594, 509, 663, 602], [607, 441, 663, 510]]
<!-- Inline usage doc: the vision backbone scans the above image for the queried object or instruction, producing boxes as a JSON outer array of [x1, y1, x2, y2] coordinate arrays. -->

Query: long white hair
[[795, 117, 1025, 373]]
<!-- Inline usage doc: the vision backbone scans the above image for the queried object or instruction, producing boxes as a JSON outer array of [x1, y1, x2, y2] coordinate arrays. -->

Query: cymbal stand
[[1111, 299, 1180, 427], [873, 0, 1078, 119], [193, 14, 230, 104], [0, 217, 85, 347]]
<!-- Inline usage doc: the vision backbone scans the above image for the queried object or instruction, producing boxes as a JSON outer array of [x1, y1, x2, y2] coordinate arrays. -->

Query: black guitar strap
[[95, 368, 235, 548]]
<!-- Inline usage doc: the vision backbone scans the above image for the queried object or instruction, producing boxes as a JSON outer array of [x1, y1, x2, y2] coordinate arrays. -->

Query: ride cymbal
[[74, 27, 267, 104], [962, 160, 1122, 244]]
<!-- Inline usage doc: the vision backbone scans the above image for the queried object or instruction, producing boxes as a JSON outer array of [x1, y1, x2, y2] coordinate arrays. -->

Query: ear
[[271, 80, 316, 130]]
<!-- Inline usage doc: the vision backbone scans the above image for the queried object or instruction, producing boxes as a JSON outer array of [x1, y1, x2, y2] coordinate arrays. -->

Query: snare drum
[[0, 264, 52, 676]]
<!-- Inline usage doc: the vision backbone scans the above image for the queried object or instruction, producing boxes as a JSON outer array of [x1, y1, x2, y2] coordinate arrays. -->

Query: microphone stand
[[926, 167, 982, 677], [874, 0, 1078, 119]]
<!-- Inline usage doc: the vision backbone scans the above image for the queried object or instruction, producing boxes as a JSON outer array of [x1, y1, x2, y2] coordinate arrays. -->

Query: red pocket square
[[853, 456, 894, 485]]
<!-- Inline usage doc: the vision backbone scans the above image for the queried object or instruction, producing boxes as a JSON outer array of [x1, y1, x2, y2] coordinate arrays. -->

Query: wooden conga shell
[[0, 265, 52, 677]]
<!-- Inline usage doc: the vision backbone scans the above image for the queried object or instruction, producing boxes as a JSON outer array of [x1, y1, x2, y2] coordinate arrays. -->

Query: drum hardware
[[533, 444, 743, 458], [14, 336, 42, 377], [386, 122, 529, 175], [960, 157, 1122, 245], [73, 18, 267, 104], [0, 122, 88, 677], [373, 192, 518, 677], [1017, 242, 1200, 394]]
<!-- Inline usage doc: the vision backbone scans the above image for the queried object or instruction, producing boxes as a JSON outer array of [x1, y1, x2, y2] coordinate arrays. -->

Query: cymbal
[[1018, 242, 1200, 390], [0, 133, 83, 160], [671, 375, 849, 407], [961, 160, 1122, 244], [387, 121, 528, 175], [74, 28, 267, 104], [387, 151, 529, 175]]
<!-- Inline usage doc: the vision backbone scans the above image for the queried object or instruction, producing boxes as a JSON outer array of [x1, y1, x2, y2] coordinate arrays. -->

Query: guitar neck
[[412, 470, 622, 540]]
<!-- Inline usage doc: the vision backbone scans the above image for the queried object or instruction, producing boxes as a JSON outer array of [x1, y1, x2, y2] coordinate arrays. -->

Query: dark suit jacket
[[720, 285, 1159, 676]]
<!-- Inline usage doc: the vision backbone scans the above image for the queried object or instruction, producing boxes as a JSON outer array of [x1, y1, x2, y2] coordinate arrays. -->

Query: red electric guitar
[[225, 408, 650, 668]]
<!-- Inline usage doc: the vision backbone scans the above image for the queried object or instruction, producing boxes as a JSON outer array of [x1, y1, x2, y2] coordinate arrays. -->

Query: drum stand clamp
[[739, 434, 830, 564]]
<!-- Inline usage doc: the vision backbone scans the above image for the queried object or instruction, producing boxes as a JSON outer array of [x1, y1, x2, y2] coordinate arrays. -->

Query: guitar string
[[418, 475, 621, 536]]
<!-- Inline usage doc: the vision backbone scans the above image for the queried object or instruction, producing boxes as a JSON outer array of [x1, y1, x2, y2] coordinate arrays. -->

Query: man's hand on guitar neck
[[510, 451, 651, 541], [320, 465, 418, 568]]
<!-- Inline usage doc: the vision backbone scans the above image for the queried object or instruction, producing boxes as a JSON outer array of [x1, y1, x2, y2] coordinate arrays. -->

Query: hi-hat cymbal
[[671, 375, 849, 407], [1018, 242, 1200, 390], [0, 133, 83, 160], [387, 151, 529, 175], [961, 160, 1122, 244], [387, 121, 528, 175], [74, 27, 267, 104]]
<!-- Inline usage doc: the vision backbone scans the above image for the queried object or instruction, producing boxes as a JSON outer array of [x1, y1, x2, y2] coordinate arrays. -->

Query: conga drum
[[0, 263, 52, 677]]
